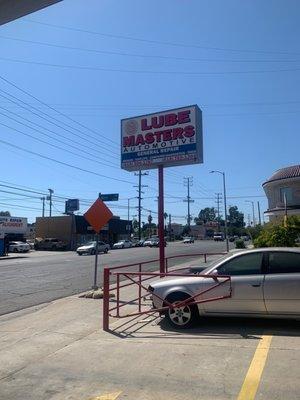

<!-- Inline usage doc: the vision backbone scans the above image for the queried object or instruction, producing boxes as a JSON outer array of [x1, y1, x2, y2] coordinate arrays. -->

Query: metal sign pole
[[93, 233, 99, 289], [158, 165, 165, 274]]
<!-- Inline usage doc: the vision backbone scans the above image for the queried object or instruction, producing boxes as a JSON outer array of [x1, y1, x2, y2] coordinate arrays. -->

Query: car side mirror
[[211, 269, 218, 275]]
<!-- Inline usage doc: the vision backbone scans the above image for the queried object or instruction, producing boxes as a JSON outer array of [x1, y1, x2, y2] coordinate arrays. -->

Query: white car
[[8, 241, 30, 253], [76, 241, 110, 255], [113, 240, 132, 249], [149, 248, 300, 329], [183, 237, 194, 244]]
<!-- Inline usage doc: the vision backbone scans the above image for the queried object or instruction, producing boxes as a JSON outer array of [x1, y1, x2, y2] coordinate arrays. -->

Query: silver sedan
[[149, 248, 300, 329]]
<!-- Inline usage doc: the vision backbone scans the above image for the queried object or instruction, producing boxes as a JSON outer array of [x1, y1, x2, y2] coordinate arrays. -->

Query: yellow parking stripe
[[88, 391, 122, 400], [237, 335, 272, 400]]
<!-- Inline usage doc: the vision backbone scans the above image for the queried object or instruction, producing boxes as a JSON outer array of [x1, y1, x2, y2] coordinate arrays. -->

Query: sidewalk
[[0, 253, 222, 399]]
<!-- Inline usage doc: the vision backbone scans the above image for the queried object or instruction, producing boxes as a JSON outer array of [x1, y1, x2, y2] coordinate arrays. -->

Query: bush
[[254, 217, 300, 248], [235, 239, 246, 249]]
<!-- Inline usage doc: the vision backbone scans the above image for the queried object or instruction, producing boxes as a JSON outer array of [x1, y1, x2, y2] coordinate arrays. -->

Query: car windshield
[[85, 241, 96, 246]]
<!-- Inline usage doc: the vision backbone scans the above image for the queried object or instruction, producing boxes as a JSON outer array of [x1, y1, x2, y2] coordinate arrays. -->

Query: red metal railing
[[102, 252, 228, 331]]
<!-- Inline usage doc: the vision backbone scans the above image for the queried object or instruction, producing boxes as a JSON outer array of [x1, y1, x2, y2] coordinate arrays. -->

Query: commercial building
[[0, 216, 28, 241], [35, 215, 131, 250], [263, 164, 300, 222], [189, 224, 206, 239], [169, 223, 184, 238]]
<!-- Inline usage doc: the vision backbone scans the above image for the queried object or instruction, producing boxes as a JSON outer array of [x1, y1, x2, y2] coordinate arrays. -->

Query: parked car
[[241, 235, 250, 241], [35, 238, 67, 251], [76, 241, 110, 255], [131, 240, 141, 247], [8, 241, 30, 253], [183, 237, 194, 244], [213, 233, 224, 241], [143, 238, 154, 247], [148, 238, 167, 247], [113, 240, 132, 249], [26, 240, 35, 249], [149, 248, 300, 329]]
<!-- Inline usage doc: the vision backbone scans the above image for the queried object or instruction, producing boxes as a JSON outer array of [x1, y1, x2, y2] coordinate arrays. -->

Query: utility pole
[[41, 197, 45, 217], [48, 189, 54, 217], [134, 171, 148, 240], [183, 177, 194, 232], [247, 214, 251, 227], [210, 171, 229, 252], [246, 200, 255, 227], [257, 201, 262, 225], [215, 192, 222, 231]]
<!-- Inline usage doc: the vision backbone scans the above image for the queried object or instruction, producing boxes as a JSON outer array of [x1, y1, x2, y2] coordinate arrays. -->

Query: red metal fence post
[[158, 165, 165, 274], [103, 267, 110, 331], [116, 274, 120, 317], [138, 263, 142, 312]]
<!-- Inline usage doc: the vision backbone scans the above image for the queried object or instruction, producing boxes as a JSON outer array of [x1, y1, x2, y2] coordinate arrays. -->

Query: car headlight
[[148, 285, 154, 293]]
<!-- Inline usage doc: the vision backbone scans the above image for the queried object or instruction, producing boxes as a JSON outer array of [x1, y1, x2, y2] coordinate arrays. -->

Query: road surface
[[0, 240, 231, 316]]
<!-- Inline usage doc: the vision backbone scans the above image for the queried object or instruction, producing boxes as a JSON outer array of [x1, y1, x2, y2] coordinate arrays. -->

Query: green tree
[[228, 206, 244, 228], [0, 211, 10, 216], [194, 207, 216, 225]]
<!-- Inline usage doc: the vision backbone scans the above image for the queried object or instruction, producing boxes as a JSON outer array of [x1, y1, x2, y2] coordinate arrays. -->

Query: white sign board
[[121, 105, 203, 171], [0, 216, 27, 234]]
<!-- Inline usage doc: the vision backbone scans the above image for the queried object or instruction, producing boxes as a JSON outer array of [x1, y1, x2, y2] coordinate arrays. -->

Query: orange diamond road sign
[[84, 198, 113, 233]]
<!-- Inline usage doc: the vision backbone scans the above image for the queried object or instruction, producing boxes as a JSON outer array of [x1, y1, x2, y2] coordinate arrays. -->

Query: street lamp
[[210, 170, 229, 252], [245, 200, 255, 227]]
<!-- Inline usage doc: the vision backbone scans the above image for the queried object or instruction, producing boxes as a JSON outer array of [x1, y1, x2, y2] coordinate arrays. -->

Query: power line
[[0, 138, 135, 185], [0, 104, 119, 165], [0, 201, 42, 212], [0, 87, 119, 159], [25, 19, 300, 57], [0, 75, 119, 149], [2, 55, 300, 75], [2, 34, 300, 63], [0, 120, 121, 171]]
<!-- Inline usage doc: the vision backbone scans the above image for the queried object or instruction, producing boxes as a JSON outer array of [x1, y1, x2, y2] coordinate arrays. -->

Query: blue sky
[[0, 0, 299, 224]]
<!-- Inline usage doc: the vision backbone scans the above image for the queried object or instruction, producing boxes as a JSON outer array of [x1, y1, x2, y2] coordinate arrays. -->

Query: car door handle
[[251, 284, 261, 287]]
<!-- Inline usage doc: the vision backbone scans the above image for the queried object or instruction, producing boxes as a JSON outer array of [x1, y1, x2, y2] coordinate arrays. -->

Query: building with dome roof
[[263, 165, 300, 222]]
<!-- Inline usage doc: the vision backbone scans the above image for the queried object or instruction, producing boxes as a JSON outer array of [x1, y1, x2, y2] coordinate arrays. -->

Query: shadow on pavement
[[109, 314, 300, 340]]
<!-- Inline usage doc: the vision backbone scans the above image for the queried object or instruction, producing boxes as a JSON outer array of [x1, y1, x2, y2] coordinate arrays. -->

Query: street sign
[[83, 198, 113, 234], [121, 105, 203, 171], [99, 193, 119, 202], [65, 199, 79, 214]]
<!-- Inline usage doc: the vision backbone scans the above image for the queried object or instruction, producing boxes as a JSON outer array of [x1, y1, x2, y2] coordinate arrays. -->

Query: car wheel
[[13, 248, 18, 253], [164, 292, 198, 329], [78, 253, 82, 256], [91, 249, 96, 255], [104, 248, 108, 254], [122, 245, 124, 249]]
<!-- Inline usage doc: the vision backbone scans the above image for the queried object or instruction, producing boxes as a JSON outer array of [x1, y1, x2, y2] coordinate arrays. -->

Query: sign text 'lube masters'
[[121, 105, 203, 171]]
